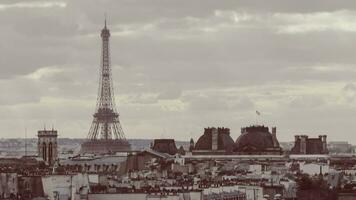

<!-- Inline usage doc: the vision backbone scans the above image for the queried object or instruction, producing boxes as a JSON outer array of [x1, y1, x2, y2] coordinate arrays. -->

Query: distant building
[[59, 154, 127, 174], [202, 185, 261, 200], [125, 149, 172, 172], [290, 135, 328, 155], [18, 175, 44, 199], [299, 162, 330, 175], [234, 126, 282, 155], [88, 190, 203, 200], [177, 146, 186, 155], [0, 173, 18, 199], [279, 141, 294, 151], [151, 139, 178, 155], [189, 138, 195, 152], [37, 129, 58, 166], [192, 127, 235, 155], [192, 126, 283, 155], [328, 141, 352, 153]]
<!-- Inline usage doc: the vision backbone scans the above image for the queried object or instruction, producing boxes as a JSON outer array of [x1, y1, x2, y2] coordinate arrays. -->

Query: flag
[[256, 110, 261, 115]]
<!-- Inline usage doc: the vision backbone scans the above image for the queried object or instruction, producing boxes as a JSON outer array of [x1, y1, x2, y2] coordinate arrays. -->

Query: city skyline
[[1, 0, 356, 143]]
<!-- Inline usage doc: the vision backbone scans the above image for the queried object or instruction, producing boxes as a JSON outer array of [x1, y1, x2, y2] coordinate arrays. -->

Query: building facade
[[192, 127, 235, 155], [234, 126, 282, 155], [191, 126, 283, 155], [291, 135, 328, 155], [38, 129, 58, 165], [151, 139, 178, 155]]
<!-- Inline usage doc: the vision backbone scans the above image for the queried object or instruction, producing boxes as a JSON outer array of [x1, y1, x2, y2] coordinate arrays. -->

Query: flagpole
[[255, 111, 261, 125], [255, 112, 257, 125], [25, 127, 27, 157]]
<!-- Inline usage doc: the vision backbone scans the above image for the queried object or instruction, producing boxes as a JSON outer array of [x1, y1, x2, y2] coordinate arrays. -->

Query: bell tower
[[38, 128, 58, 165]]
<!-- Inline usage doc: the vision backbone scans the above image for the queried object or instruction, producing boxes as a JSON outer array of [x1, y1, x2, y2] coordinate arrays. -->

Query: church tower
[[38, 128, 58, 165]]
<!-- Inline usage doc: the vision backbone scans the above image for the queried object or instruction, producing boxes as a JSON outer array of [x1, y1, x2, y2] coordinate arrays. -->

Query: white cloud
[[274, 10, 356, 34], [214, 10, 253, 23], [159, 99, 186, 112], [146, 9, 356, 35], [25, 66, 63, 80], [0, 1, 67, 10]]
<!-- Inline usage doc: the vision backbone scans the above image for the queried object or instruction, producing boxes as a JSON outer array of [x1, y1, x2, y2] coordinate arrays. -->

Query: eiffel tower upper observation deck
[[81, 20, 131, 154]]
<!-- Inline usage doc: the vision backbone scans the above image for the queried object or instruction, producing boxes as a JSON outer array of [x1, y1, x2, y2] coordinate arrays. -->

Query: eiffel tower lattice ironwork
[[88, 20, 125, 140], [87, 20, 126, 141], [81, 19, 130, 154]]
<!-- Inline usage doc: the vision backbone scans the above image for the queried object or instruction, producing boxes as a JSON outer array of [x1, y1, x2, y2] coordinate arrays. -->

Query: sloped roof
[[194, 128, 235, 152], [235, 126, 278, 152], [152, 139, 178, 155]]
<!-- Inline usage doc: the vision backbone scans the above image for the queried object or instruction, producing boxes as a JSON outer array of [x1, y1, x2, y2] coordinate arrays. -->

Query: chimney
[[272, 127, 276, 136], [295, 135, 300, 142], [300, 135, 307, 154], [271, 127, 278, 147], [211, 128, 218, 151], [322, 135, 327, 154]]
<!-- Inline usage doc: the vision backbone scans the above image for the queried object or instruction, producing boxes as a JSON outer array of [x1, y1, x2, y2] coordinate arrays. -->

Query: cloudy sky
[[2, 0, 356, 143]]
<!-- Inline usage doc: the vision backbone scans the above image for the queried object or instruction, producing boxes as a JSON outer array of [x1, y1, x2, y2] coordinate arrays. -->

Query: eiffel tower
[[81, 19, 131, 154]]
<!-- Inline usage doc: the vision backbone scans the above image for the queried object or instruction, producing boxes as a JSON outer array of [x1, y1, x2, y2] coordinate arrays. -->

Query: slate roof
[[235, 126, 279, 152], [194, 128, 235, 152]]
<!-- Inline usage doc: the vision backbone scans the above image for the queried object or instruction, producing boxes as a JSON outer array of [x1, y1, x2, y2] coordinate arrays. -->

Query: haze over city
[[1, 0, 356, 143]]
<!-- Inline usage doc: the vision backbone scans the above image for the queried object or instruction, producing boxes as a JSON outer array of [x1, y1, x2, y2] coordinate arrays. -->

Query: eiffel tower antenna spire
[[104, 13, 107, 28]]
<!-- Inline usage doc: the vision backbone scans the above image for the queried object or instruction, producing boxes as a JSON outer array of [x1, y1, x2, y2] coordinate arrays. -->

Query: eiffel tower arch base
[[81, 139, 131, 154]]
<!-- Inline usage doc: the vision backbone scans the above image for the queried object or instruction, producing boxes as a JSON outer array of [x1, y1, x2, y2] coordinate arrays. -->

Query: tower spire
[[104, 13, 107, 28]]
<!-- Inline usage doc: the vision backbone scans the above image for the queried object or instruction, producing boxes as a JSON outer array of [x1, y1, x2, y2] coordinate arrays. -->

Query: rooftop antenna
[[25, 127, 27, 157], [104, 12, 107, 28], [255, 110, 261, 126]]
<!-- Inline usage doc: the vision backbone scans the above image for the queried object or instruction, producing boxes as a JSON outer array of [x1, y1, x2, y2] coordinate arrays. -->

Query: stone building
[[59, 155, 127, 174], [191, 126, 283, 155], [328, 141, 352, 153], [124, 149, 171, 172], [18, 176, 44, 199], [37, 129, 58, 166], [234, 125, 283, 155], [0, 173, 18, 199], [192, 127, 235, 155], [290, 135, 328, 154], [151, 139, 178, 155]]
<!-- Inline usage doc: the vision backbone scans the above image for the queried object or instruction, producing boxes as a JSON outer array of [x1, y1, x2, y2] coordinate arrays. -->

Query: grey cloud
[[188, 95, 230, 112], [0, 78, 42, 105], [288, 95, 325, 108], [1, 0, 356, 142], [185, 92, 255, 114], [342, 83, 356, 103], [158, 88, 182, 100]]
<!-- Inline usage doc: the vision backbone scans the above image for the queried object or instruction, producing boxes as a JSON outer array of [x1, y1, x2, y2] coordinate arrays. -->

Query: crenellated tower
[[38, 128, 58, 165]]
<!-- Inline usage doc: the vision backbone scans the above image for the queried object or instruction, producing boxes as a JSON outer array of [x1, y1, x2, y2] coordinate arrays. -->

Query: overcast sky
[[2, 0, 356, 143]]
